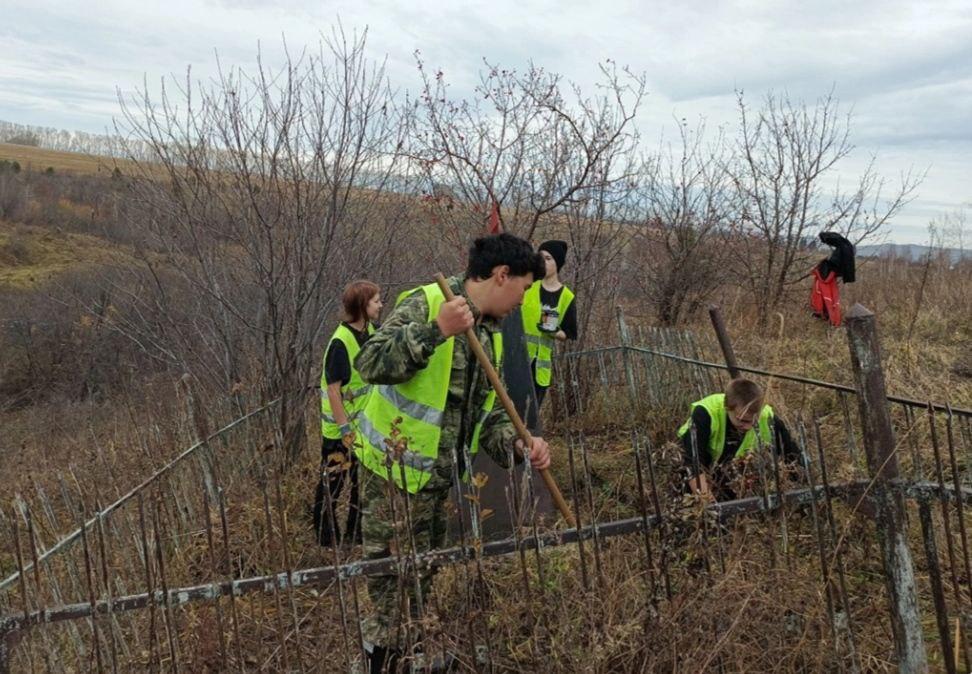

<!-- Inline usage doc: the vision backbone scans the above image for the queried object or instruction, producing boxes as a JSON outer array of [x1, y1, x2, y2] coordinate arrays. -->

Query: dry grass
[[0, 143, 131, 176], [0, 152, 969, 670], [712, 258, 972, 411], [2, 349, 968, 672], [0, 220, 137, 288]]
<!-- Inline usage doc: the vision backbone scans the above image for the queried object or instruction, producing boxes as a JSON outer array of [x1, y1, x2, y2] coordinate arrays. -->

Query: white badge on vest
[[539, 304, 560, 332]]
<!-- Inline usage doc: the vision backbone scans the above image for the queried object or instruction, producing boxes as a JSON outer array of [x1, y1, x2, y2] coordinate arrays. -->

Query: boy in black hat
[[521, 239, 577, 408]]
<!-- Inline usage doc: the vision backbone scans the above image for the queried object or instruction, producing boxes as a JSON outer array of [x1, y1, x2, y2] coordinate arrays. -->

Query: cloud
[[854, 77, 972, 145], [625, 0, 972, 100], [0, 0, 969, 243]]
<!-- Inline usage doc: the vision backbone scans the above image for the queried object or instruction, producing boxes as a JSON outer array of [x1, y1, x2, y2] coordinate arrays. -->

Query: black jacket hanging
[[817, 231, 856, 283]]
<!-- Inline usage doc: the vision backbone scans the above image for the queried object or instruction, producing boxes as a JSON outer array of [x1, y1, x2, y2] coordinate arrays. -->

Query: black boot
[[367, 645, 400, 673], [345, 460, 362, 546], [312, 480, 340, 548]]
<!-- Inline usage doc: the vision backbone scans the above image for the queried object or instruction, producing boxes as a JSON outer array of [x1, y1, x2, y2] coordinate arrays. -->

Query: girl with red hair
[[313, 280, 383, 547]]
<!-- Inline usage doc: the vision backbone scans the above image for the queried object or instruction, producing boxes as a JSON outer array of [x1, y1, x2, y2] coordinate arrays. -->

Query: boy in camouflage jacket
[[353, 233, 552, 671]]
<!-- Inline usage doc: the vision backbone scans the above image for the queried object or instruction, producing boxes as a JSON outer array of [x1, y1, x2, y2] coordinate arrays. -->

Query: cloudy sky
[[2, 0, 969, 244]]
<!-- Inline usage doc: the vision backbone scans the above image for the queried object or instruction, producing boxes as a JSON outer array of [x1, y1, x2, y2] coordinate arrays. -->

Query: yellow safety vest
[[355, 282, 502, 493], [522, 281, 574, 387], [320, 323, 375, 440], [677, 393, 774, 464]]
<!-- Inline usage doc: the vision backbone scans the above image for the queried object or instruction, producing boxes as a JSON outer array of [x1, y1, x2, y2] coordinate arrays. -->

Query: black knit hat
[[538, 240, 568, 271]]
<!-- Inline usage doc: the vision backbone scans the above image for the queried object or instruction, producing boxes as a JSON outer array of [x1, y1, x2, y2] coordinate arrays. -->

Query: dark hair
[[465, 233, 545, 281], [725, 378, 764, 412], [342, 280, 380, 322]]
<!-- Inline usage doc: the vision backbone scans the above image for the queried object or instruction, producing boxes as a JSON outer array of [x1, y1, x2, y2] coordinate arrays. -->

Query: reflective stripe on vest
[[320, 323, 374, 439], [356, 409, 437, 473], [521, 281, 574, 387], [374, 384, 445, 427], [677, 393, 774, 464], [355, 281, 503, 493], [320, 382, 372, 409]]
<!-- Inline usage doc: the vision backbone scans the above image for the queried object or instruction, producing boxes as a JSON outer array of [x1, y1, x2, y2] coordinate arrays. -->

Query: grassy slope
[[0, 142, 130, 175], [0, 221, 134, 288], [0, 144, 139, 288]]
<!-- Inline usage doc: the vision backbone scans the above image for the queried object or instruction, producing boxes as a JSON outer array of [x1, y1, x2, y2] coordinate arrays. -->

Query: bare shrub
[[0, 270, 162, 412], [558, 154, 641, 347], [0, 171, 27, 220], [725, 89, 922, 316], [409, 58, 645, 337], [112, 28, 411, 463], [410, 59, 643, 235], [634, 119, 732, 326]]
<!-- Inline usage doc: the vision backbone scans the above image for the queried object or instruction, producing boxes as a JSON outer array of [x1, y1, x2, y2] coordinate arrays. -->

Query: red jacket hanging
[[811, 267, 841, 326], [486, 199, 502, 234], [810, 231, 854, 327]]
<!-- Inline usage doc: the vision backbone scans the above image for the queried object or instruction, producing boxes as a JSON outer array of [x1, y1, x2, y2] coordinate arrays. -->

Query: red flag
[[487, 199, 502, 234]]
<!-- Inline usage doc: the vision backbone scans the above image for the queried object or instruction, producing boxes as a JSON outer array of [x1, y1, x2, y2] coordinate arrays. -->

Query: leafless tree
[[409, 58, 644, 241], [935, 207, 968, 254], [106, 27, 412, 463], [406, 57, 644, 339], [548, 152, 639, 347], [906, 209, 970, 340], [633, 119, 732, 325], [725, 89, 922, 314], [0, 119, 154, 160]]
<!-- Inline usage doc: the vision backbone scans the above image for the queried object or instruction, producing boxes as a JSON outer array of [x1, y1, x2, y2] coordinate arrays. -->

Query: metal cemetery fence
[[1, 305, 970, 672]]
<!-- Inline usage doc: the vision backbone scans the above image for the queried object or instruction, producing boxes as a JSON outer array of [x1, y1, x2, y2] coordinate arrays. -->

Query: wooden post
[[845, 303, 927, 673], [707, 306, 741, 379]]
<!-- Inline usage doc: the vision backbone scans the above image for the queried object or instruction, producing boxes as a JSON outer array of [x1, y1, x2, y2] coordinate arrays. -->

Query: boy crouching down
[[678, 378, 802, 502]]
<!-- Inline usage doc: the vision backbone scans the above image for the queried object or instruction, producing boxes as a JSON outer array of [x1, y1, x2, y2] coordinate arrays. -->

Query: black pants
[[534, 383, 548, 409], [312, 436, 361, 547], [530, 356, 549, 411]]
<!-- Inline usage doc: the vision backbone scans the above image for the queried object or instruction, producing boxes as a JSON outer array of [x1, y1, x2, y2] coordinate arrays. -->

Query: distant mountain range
[[856, 243, 970, 264]]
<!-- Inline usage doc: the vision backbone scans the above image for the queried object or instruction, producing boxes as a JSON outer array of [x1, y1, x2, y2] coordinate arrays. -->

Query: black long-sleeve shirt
[[539, 285, 577, 340], [322, 322, 372, 387]]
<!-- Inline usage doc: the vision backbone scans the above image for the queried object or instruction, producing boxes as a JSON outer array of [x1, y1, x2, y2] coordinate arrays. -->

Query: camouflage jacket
[[354, 275, 517, 491]]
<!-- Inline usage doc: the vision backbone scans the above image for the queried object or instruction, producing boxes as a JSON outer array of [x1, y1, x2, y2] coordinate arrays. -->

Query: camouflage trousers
[[359, 468, 450, 648]]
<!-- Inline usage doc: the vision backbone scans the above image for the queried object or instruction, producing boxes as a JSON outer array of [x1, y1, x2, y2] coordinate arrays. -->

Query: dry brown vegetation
[[1, 33, 970, 672], [1, 152, 968, 671], [0, 143, 131, 176]]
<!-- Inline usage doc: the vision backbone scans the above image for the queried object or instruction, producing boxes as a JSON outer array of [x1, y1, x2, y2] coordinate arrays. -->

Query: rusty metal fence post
[[845, 303, 928, 673]]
